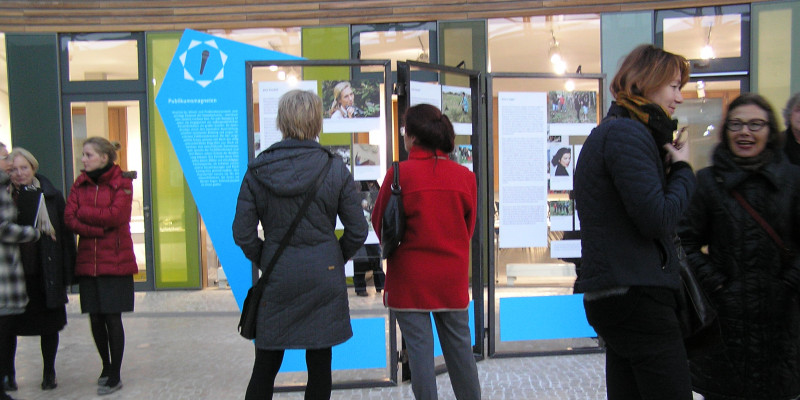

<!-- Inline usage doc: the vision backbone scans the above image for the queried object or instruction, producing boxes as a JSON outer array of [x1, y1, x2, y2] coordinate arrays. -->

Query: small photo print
[[353, 144, 379, 166], [548, 200, 574, 217], [450, 144, 473, 171], [324, 145, 352, 168]]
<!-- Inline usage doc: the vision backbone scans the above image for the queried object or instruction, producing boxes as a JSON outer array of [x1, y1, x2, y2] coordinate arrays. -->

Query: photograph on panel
[[322, 79, 382, 133], [352, 143, 381, 181], [547, 90, 597, 124], [441, 85, 472, 136]]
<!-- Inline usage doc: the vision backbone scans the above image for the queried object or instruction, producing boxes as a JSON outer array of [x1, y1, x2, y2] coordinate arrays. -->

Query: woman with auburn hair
[[233, 89, 367, 399], [64, 137, 137, 396], [574, 44, 696, 399]]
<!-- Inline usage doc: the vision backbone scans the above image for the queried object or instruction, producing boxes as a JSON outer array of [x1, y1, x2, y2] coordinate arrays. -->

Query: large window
[[488, 15, 601, 75]]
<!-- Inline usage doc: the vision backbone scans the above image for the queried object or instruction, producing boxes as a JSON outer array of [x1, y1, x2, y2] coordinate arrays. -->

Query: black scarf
[[615, 93, 678, 161], [87, 163, 113, 183]]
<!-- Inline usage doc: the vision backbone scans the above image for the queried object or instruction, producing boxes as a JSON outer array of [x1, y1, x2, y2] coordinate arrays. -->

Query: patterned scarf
[[615, 93, 678, 159]]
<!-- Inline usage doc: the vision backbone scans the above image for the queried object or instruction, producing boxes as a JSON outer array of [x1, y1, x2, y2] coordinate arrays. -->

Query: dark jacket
[[232, 139, 367, 350], [678, 146, 800, 400], [29, 174, 76, 308], [784, 128, 800, 166], [65, 164, 138, 277], [573, 103, 696, 293]]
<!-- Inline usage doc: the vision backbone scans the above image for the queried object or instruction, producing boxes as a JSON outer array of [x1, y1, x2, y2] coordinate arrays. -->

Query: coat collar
[[408, 146, 449, 160], [712, 145, 783, 191]]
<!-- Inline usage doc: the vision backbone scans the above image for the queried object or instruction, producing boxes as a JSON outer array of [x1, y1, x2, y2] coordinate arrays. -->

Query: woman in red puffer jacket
[[64, 137, 137, 396]]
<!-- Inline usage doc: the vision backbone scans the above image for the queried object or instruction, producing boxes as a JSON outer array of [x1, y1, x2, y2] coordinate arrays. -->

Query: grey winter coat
[[678, 146, 800, 400], [0, 172, 41, 316], [232, 139, 368, 349]]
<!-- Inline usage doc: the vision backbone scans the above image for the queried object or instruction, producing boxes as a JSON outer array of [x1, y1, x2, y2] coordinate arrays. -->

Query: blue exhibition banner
[[499, 294, 596, 341], [154, 29, 301, 308]]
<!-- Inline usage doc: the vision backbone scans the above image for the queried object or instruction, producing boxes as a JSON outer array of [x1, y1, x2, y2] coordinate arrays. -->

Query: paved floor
[[8, 289, 699, 399]]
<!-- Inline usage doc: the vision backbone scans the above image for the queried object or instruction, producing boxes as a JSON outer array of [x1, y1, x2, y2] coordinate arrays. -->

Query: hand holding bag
[[380, 161, 406, 259], [238, 154, 333, 339]]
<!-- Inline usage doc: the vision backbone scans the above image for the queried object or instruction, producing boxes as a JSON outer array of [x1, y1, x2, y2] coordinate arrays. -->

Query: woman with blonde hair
[[2, 148, 75, 392], [65, 137, 137, 396], [328, 81, 356, 119], [574, 44, 695, 399], [234, 89, 367, 399]]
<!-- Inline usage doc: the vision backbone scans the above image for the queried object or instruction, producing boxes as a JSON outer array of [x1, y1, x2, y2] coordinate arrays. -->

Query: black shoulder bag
[[380, 161, 405, 259], [238, 154, 333, 339]]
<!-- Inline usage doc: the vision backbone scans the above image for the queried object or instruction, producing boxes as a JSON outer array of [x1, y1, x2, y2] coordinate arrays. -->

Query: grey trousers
[[395, 310, 481, 400]]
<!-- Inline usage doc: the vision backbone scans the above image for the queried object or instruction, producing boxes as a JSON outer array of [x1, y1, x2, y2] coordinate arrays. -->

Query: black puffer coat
[[678, 146, 800, 400], [232, 139, 367, 350], [34, 174, 76, 309]]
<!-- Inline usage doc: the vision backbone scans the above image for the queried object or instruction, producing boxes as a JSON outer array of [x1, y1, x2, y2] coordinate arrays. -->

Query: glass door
[[63, 94, 154, 290]]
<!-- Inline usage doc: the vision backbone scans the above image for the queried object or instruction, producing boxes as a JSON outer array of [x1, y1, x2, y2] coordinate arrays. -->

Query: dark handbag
[[238, 154, 333, 339], [380, 161, 405, 259], [674, 235, 721, 357]]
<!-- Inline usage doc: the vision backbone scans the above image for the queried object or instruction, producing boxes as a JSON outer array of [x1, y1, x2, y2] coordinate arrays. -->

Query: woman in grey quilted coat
[[233, 89, 367, 400], [0, 169, 40, 400]]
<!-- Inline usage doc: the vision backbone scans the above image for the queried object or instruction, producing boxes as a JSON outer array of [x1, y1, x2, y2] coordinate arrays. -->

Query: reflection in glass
[[674, 80, 741, 170], [68, 40, 139, 81], [663, 15, 742, 60], [70, 101, 147, 281], [359, 30, 429, 72], [488, 15, 600, 74]]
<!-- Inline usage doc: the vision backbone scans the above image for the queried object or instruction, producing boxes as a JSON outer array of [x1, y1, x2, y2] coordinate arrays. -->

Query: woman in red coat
[[64, 137, 137, 396], [372, 104, 479, 400]]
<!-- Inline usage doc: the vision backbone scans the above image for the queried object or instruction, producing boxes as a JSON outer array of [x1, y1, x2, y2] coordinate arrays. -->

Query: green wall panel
[[6, 34, 65, 192], [601, 12, 653, 111], [147, 32, 201, 288], [753, 0, 800, 127]]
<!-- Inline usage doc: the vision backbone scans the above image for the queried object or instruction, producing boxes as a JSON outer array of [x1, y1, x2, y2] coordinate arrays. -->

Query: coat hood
[[248, 139, 332, 197]]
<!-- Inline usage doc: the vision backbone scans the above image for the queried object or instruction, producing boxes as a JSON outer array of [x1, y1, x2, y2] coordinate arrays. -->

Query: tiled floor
[[7, 289, 698, 399]]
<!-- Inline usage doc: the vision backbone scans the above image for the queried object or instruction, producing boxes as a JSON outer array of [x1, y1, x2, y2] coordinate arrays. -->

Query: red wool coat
[[372, 147, 477, 311], [64, 164, 138, 277]]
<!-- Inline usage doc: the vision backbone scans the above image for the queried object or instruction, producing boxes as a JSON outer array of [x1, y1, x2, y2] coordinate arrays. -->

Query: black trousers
[[245, 347, 332, 400], [352, 259, 384, 294], [584, 287, 692, 400]]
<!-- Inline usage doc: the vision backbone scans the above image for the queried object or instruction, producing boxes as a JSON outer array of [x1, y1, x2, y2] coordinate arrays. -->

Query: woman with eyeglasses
[[678, 93, 800, 400]]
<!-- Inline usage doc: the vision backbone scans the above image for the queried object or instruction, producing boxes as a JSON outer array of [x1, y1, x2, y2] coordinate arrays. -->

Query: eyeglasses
[[726, 119, 767, 132]]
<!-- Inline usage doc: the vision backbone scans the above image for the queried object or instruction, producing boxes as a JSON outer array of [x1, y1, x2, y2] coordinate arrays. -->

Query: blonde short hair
[[8, 147, 39, 172], [277, 90, 323, 140]]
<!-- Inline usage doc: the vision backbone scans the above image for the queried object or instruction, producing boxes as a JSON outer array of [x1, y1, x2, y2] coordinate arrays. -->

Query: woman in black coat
[[678, 93, 800, 400], [3, 148, 75, 392], [574, 44, 695, 399], [233, 89, 367, 400]]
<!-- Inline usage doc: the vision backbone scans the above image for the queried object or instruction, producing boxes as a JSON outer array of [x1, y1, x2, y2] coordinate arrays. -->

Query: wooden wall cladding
[[0, 0, 768, 33]]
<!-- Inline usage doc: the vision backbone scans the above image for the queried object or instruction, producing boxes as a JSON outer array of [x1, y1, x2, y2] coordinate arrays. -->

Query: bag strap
[[730, 189, 788, 252], [252, 153, 334, 290], [391, 161, 401, 194]]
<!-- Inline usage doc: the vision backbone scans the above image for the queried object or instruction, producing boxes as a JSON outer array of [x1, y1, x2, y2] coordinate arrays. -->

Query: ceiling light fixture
[[700, 24, 715, 60], [549, 30, 567, 75]]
